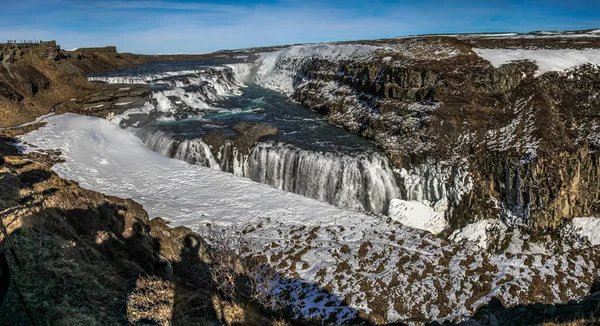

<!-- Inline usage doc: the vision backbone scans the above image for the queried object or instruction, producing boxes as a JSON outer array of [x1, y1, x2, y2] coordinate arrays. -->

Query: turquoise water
[[149, 82, 378, 154]]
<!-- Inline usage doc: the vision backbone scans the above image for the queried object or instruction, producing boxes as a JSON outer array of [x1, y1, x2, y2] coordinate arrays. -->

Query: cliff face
[[0, 41, 90, 127], [66, 46, 146, 74], [0, 41, 154, 128], [252, 36, 600, 234]]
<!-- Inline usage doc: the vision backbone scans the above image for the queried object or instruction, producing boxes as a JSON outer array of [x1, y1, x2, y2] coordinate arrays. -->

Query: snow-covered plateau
[[473, 48, 600, 76]]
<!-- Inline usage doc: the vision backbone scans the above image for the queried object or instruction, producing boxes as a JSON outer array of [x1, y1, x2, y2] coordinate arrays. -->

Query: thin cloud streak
[[2, 0, 599, 53]]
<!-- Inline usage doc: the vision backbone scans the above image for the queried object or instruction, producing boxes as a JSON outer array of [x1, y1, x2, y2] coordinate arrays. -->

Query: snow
[[570, 218, 600, 246], [460, 30, 600, 39], [473, 48, 600, 76], [450, 219, 508, 250], [17, 113, 600, 324], [252, 44, 381, 95], [388, 199, 447, 234]]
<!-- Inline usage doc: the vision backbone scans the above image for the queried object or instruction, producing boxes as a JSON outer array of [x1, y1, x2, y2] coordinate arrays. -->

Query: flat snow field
[[473, 48, 600, 76]]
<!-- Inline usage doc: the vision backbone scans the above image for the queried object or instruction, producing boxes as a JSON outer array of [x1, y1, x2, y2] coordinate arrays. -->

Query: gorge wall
[[245, 36, 600, 235]]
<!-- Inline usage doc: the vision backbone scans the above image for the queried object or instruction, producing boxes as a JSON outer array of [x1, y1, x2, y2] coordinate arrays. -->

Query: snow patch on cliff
[[389, 199, 447, 234], [473, 48, 600, 76], [569, 218, 600, 246], [450, 219, 508, 250], [253, 44, 381, 95]]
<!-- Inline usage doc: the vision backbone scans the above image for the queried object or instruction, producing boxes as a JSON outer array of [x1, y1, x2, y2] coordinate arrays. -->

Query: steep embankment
[[244, 33, 600, 237], [66, 46, 146, 74], [0, 41, 91, 127]]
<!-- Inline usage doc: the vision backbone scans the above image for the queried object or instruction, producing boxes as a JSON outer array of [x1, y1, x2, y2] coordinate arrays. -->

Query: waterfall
[[135, 129, 402, 215], [136, 128, 220, 170], [88, 66, 249, 118], [244, 143, 401, 214]]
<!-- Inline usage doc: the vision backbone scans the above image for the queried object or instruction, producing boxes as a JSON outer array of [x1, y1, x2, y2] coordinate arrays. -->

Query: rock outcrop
[[0, 41, 157, 128], [66, 46, 145, 74]]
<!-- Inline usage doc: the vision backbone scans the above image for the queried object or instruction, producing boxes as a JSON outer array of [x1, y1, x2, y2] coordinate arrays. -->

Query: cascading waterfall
[[93, 59, 470, 225], [244, 143, 401, 214], [135, 129, 402, 215], [88, 65, 252, 118], [136, 128, 221, 170]]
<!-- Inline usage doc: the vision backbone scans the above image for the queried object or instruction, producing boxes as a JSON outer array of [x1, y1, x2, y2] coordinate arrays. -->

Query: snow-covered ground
[[18, 113, 600, 324], [473, 48, 600, 76], [568, 218, 600, 246], [388, 199, 447, 234], [466, 30, 600, 39], [20, 114, 375, 228]]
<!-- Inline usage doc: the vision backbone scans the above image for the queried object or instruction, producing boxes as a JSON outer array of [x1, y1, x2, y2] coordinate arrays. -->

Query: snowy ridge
[[18, 114, 600, 324], [473, 48, 600, 76], [463, 30, 600, 39], [252, 44, 381, 95], [251, 40, 463, 95]]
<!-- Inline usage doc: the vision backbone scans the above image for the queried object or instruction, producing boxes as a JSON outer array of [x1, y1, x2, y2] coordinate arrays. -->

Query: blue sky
[[1, 0, 599, 54]]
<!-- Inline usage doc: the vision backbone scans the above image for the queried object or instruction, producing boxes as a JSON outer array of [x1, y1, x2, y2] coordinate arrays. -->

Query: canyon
[[2, 30, 600, 325]]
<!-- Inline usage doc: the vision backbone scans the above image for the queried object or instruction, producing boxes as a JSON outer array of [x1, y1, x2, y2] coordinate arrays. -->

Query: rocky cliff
[[0, 41, 155, 128], [66, 46, 146, 74], [246, 34, 600, 235]]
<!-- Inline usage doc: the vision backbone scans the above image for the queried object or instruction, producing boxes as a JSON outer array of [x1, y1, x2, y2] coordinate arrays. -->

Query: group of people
[[5, 40, 44, 44]]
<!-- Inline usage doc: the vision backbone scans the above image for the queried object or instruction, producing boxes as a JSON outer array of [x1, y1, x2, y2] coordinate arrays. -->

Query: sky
[[1, 0, 600, 54]]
